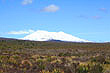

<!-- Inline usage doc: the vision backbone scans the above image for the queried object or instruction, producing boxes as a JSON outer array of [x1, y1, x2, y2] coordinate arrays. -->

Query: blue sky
[[0, 0, 110, 42]]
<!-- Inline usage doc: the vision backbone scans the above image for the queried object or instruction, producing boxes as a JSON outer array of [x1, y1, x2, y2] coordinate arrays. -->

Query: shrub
[[77, 65, 88, 73], [89, 64, 103, 73], [91, 56, 105, 64], [58, 52, 72, 57]]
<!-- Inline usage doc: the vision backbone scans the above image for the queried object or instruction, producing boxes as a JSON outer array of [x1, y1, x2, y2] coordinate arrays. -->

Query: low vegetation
[[0, 39, 110, 73]]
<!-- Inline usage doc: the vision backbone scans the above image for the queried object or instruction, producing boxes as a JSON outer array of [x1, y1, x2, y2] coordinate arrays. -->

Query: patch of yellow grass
[[80, 62, 88, 66], [51, 59, 62, 64], [21, 60, 33, 67], [65, 57, 72, 62], [51, 56, 57, 59], [32, 55, 40, 59], [71, 56, 77, 58], [103, 64, 110, 71]]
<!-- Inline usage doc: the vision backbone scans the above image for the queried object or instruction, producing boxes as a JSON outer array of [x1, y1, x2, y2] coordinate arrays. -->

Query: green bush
[[77, 65, 88, 73]]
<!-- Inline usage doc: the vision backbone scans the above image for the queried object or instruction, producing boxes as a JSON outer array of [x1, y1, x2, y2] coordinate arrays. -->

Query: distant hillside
[[0, 37, 18, 41], [0, 37, 110, 50]]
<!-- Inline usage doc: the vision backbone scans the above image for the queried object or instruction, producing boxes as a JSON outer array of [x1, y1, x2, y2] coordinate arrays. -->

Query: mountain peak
[[23, 30, 90, 42]]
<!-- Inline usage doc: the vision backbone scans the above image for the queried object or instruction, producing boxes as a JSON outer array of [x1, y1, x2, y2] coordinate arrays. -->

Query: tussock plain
[[0, 38, 110, 73]]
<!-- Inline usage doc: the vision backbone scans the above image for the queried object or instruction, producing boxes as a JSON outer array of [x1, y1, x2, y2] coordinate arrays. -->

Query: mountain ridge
[[23, 30, 90, 42]]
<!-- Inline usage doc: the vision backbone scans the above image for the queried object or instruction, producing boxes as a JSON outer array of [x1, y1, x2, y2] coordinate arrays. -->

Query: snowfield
[[23, 30, 90, 42]]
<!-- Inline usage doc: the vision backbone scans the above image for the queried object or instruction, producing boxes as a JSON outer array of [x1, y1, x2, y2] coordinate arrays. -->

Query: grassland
[[0, 39, 110, 73]]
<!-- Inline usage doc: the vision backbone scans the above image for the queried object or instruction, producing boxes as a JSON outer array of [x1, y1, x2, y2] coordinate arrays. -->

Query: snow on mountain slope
[[23, 30, 90, 42]]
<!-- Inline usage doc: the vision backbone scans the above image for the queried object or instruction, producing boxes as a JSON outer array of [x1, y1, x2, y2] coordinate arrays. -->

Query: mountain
[[23, 30, 90, 42]]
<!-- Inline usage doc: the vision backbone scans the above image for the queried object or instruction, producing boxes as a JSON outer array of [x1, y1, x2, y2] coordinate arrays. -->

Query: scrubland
[[0, 39, 110, 73]]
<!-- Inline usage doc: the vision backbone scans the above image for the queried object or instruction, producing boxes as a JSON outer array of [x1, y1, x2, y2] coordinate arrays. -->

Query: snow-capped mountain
[[23, 30, 90, 42]]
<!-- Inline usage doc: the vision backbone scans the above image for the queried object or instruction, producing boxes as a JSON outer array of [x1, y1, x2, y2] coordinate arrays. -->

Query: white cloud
[[22, 0, 33, 5], [8, 29, 35, 35], [42, 4, 59, 12]]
